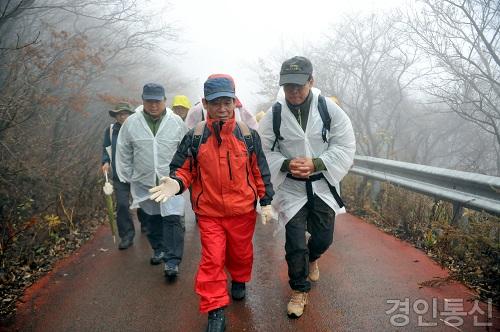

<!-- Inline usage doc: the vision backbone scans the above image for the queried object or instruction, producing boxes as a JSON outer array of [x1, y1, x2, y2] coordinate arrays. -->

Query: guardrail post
[[370, 180, 381, 202], [356, 176, 369, 202], [451, 202, 464, 227]]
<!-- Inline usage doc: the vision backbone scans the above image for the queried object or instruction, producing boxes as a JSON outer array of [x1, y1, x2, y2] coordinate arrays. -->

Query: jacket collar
[[142, 109, 166, 122], [206, 113, 236, 135]]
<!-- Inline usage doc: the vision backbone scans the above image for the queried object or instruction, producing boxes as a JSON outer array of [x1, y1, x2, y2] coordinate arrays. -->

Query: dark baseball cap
[[204, 77, 236, 101], [142, 83, 165, 101], [279, 56, 313, 86]]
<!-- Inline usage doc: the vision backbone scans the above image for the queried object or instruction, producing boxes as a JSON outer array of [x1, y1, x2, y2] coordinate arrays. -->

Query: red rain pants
[[195, 210, 256, 313]]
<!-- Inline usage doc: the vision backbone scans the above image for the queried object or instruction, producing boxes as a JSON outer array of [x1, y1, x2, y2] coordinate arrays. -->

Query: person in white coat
[[115, 83, 187, 281], [258, 56, 356, 318]]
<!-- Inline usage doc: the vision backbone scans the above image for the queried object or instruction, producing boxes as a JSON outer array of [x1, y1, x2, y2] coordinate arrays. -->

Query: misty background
[[0, 0, 498, 230], [0, 0, 499, 320]]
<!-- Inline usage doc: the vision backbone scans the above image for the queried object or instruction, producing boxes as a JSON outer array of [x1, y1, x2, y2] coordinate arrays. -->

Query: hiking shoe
[[164, 264, 179, 281], [231, 281, 246, 300], [118, 238, 133, 250], [287, 291, 308, 318], [150, 251, 164, 265], [309, 260, 319, 281], [206, 307, 225, 332]]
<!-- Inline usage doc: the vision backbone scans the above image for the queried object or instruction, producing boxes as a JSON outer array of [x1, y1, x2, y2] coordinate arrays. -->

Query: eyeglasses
[[283, 83, 307, 92]]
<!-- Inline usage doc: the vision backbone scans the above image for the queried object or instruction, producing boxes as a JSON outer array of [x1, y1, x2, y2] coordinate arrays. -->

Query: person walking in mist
[[258, 56, 356, 318], [149, 75, 274, 332], [115, 83, 187, 281], [101, 102, 136, 250]]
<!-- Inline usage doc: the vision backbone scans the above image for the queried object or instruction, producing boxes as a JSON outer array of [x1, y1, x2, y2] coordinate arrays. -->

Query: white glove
[[149, 177, 180, 203], [260, 205, 273, 225]]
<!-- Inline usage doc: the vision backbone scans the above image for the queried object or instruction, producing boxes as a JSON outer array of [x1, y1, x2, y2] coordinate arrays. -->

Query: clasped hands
[[289, 157, 315, 178]]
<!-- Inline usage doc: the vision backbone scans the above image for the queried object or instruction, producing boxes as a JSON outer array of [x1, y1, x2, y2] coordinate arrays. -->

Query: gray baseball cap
[[279, 56, 313, 86], [142, 83, 165, 101]]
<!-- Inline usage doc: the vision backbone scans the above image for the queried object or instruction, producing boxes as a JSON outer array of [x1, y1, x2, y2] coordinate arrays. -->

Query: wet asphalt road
[[10, 207, 499, 332]]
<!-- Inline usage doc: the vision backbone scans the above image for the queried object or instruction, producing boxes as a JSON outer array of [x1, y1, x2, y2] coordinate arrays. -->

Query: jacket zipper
[[227, 151, 233, 180]]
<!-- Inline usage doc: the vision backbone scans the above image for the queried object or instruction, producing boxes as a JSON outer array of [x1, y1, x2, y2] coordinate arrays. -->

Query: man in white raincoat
[[116, 83, 187, 280], [258, 56, 356, 318]]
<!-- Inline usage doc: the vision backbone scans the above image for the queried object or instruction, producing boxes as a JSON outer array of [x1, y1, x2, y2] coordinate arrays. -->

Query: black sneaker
[[206, 307, 225, 332], [118, 238, 133, 250], [231, 281, 246, 300], [150, 251, 164, 265], [164, 264, 178, 282]]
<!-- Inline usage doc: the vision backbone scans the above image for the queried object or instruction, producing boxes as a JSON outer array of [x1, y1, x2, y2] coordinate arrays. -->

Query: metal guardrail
[[349, 155, 500, 217]]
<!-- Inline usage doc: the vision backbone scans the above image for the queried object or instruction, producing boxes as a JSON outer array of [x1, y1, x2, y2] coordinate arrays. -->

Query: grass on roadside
[[342, 174, 500, 306]]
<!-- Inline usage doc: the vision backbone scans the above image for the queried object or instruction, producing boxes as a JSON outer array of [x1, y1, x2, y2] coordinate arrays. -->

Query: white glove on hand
[[260, 205, 273, 225], [149, 177, 180, 203]]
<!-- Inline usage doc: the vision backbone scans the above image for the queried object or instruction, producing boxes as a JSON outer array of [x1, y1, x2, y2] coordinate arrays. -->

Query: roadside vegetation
[[342, 175, 500, 306]]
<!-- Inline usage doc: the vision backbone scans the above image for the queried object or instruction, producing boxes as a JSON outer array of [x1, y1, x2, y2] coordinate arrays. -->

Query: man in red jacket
[[150, 75, 274, 332]]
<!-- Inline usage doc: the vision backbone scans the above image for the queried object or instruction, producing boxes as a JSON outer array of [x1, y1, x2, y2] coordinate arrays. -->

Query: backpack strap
[[190, 121, 206, 159], [106, 124, 114, 164], [271, 96, 331, 149], [109, 123, 114, 143], [271, 102, 284, 151], [236, 121, 254, 155], [317, 95, 331, 143]]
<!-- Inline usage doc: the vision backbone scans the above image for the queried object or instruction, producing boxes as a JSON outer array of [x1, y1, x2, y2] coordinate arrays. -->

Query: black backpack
[[271, 94, 331, 151]]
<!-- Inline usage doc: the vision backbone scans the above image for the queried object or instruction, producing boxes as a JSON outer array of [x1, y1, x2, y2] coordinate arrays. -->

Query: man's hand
[[101, 163, 110, 174], [289, 157, 314, 178], [260, 205, 273, 225], [149, 177, 180, 203]]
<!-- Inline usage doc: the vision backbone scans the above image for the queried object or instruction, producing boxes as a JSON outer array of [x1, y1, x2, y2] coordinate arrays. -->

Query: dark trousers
[[137, 208, 185, 266], [113, 180, 135, 241], [285, 195, 335, 292]]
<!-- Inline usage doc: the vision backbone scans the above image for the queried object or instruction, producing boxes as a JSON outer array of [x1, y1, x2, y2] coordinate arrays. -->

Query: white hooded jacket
[[258, 87, 356, 224], [115, 106, 187, 216]]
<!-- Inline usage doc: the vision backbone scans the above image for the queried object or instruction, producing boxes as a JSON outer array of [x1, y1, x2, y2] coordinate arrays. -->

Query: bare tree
[[312, 13, 419, 158], [404, 0, 500, 174], [0, 0, 182, 268]]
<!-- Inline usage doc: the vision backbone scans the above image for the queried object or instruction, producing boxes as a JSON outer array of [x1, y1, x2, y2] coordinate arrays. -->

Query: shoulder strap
[[190, 121, 206, 158], [194, 120, 206, 136], [317, 95, 331, 143], [109, 124, 114, 143], [236, 121, 254, 154], [271, 102, 284, 151]]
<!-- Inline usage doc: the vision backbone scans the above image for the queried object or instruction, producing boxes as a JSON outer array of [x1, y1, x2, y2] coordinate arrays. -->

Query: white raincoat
[[258, 87, 356, 224], [115, 106, 187, 217]]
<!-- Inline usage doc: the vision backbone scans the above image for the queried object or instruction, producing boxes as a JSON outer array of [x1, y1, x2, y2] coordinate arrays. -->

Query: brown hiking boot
[[309, 260, 319, 281], [287, 291, 308, 318]]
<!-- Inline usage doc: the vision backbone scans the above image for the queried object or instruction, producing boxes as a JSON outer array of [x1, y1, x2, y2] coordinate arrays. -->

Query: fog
[[0, 0, 498, 223], [166, 0, 407, 110]]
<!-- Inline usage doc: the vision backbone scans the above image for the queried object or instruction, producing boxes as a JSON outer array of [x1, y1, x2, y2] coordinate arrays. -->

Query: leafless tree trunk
[[313, 13, 419, 158], [403, 0, 500, 174]]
